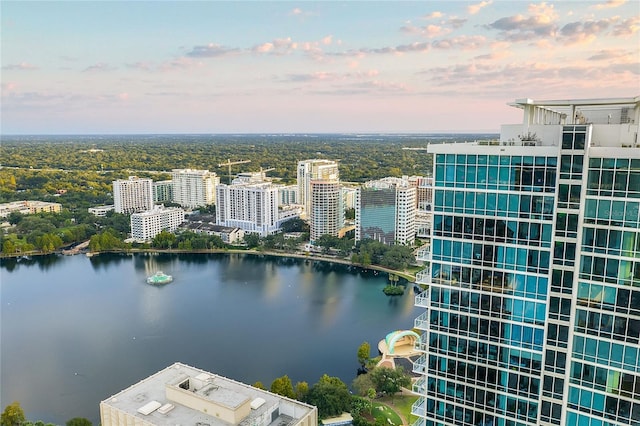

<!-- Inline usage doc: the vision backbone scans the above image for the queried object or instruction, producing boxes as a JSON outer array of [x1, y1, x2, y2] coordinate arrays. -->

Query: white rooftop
[[101, 363, 315, 426]]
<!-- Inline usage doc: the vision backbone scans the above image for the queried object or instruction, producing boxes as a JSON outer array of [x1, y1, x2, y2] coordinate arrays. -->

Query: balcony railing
[[414, 311, 429, 330], [415, 267, 432, 285], [413, 354, 427, 375], [415, 337, 429, 353], [411, 418, 426, 426], [411, 397, 427, 418], [415, 291, 430, 308], [416, 248, 431, 262], [413, 376, 427, 395]]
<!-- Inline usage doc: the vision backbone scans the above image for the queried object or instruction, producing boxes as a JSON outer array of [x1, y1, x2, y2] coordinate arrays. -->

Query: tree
[[280, 218, 309, 233], [7, 212, 23, 225], [1, 401, 25, 426], [243, 233, 260, 249], [369, 366, 411, 402], [252, 381, 266, 390], [367, 388, 377, 415], [357, 341, 371, 368], [294, 381, 309, 401], [2, 239, 16, 255], [270, 375, 295, 398], [151, 230, 176, 249], [66, 418, 92, 426], [306, 374, 351, 419], [352, 373, 375, 397]]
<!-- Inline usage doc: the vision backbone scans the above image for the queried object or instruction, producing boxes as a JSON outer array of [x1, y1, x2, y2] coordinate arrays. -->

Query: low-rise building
[[0, 200, 62, 218], [130, 206, 185, 242], [182, 222, 245, 244], [88, 205, 115, 217], [100, 362, 318, 426]]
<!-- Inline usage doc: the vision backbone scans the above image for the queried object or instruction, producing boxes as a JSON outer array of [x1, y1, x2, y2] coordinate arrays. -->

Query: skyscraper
[[355, 177, 416, 245], [309, 180, 343, 243], [297, 159, 339, 218], [171, 169, 219, 209], [113, 176, 154, 214], [412, 96, 640, 426]]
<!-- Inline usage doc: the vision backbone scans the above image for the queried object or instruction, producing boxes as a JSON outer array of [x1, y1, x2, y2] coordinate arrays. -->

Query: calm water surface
[[0, 253, 420, 424]]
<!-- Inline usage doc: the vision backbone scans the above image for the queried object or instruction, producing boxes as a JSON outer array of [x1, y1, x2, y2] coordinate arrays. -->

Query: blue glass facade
[[413, 97, 640, 426]]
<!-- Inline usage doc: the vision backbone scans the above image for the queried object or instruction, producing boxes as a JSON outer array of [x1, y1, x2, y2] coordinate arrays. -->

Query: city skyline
[[2, 1, 638, 135]]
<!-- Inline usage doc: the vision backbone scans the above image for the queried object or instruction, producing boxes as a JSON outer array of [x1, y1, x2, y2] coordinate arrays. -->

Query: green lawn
[[384, 395, 419, 425], [371, 402, 403, 426]]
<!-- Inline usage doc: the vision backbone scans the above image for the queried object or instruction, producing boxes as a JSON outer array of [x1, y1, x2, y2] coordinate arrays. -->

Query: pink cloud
[[2, 62, 39, 71], [83, 62, 116, 72], [468, 1, 492, 15], [590, 0, 627, 10]]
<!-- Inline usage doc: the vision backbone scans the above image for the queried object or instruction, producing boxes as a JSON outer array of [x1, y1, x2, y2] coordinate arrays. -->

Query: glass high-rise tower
[[412, 97, 640, 426]]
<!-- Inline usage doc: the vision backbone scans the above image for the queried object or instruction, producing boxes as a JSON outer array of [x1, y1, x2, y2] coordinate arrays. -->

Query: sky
[[1, 1, 639, 134]]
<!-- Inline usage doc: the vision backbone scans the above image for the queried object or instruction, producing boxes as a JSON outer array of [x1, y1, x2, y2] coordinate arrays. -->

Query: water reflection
[[2, 253, 420, 425]]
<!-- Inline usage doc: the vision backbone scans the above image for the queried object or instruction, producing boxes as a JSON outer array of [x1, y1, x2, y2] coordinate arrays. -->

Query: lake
[[0, 253, 420, 424]]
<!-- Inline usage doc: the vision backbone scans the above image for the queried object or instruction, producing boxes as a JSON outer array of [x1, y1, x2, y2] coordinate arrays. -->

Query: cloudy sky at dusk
[[2, 1, 638, 134]]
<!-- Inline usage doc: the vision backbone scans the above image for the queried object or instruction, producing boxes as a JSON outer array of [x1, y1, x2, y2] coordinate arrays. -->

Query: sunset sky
[[2, 1, 639, 134]]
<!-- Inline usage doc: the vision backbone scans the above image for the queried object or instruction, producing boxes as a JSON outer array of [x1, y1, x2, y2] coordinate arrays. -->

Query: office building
[[0, 200, 62, 217], [355, 177, 416, 245], [100, 362, 317, 426], [407, 176, 434, 211], [342, 185, 358, 211], [310, 180, 343, 243], [412, 96, 640, 426], [297, 159, 339, 218], [154, 180, 173, 204], [216, 182, 299, 237], [113, 176, 154, 214], [172, 169, 219, 209], [130, 206, 185, 242]]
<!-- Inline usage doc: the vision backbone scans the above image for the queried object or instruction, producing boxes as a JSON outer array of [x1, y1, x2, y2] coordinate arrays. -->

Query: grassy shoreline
[[2, 246, 419, 283]]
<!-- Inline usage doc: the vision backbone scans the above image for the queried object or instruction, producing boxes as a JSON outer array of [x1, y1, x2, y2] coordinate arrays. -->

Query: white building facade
[[113, 176, 154, 214], [297, 159, 339, 218], [310, 180, 343, 243], [171, 169, 219, 209], [130, 206, 185, 242], [216, 182, 295, 237]]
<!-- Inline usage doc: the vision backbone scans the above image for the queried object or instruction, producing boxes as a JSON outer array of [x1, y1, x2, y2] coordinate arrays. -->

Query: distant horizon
[[1, 130, 500, 137], [2, 1, 637, 134]]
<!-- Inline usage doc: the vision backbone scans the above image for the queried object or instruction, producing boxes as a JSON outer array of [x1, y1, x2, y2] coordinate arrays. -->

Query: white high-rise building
[[297, 159, 339, 218], [100, 362, 317, 426], [113, 176, 154, 214], [355, 177, 416, 245], [412, 96, 640, 426], [309, 180, 343, 243], [216, 182, 298, 237], [130, 206, 185, 242], [171, 169, 219, 209]]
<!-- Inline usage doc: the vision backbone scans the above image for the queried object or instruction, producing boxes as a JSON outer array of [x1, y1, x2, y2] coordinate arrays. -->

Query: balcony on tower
[[416, 247, 431, 262], [414, 311, 429, 331], [415, 266, 432, 286]]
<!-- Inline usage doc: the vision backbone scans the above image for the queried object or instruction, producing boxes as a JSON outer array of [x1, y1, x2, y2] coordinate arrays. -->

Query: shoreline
[[2, 247, 418, 283]]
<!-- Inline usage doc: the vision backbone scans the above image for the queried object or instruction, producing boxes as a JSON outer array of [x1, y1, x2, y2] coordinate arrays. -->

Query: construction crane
[[218, 159, 251, 184]]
